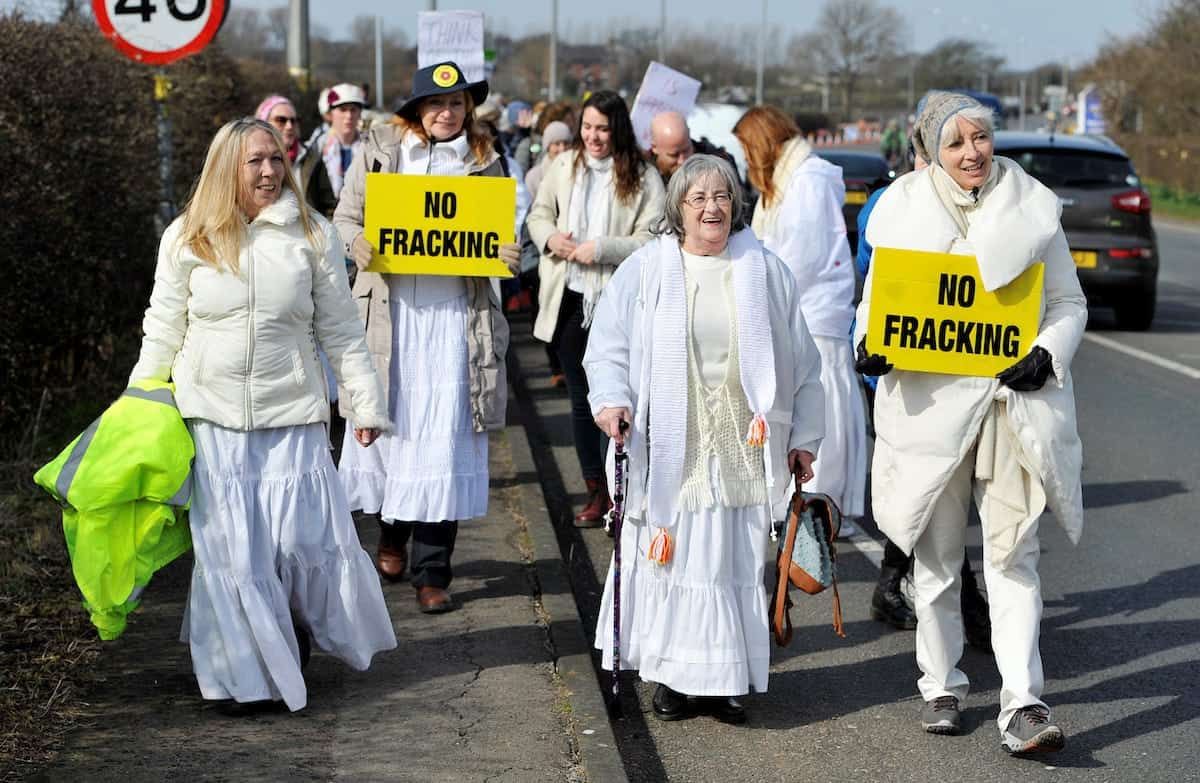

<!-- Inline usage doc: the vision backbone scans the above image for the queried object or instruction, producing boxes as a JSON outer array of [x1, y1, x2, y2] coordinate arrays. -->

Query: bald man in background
[[648, 111, 740, 186]]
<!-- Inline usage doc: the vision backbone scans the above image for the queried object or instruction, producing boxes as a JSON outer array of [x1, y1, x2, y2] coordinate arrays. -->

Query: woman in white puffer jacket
[[130, 118, 396, 712]]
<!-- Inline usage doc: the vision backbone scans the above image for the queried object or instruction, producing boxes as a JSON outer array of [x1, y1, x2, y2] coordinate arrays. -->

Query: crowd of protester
[[103, 58, 1082, 758]]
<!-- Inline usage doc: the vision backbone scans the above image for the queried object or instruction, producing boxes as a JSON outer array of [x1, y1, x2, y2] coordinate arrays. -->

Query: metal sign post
[[92, 0, 226, 235]]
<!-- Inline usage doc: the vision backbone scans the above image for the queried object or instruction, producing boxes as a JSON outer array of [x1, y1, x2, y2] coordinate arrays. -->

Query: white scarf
[[750, 136, 813, 240], [646, 229, 776, 528], [566, 153, 614, 327], [868, 157, 1062, 292]]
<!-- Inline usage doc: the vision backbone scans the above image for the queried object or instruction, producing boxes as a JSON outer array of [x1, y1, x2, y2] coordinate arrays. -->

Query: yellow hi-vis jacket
[[34, 380, 193, 640]]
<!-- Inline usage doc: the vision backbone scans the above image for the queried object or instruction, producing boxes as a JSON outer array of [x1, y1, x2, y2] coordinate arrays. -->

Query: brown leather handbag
[[770, 474, 846, 645]]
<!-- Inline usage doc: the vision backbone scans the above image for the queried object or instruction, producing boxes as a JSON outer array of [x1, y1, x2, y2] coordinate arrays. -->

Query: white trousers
[[913, 452, 1047, 732]]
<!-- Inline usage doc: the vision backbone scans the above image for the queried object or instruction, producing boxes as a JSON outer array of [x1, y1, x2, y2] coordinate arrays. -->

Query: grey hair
[[656, 153, 747, 237], [938, 105, 995, 147]]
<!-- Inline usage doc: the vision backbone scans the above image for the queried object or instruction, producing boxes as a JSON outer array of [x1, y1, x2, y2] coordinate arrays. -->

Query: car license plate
[[1071, 250, 1098, 268], [845, 191, 868, 205]]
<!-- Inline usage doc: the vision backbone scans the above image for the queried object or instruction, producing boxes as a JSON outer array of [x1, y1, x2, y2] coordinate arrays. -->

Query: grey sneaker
[[1001, 705, 1065, 754], [921, 695, 961, 735]]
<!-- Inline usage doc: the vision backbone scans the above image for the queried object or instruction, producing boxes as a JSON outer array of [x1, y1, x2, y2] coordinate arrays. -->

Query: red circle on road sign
[[92, 0, 227, 66]]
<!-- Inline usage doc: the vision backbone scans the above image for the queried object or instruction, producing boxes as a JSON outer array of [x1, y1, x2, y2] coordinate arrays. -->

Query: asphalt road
[[514, 217, 1200, 782]]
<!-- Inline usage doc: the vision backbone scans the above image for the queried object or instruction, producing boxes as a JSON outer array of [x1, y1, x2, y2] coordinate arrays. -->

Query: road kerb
[[506, 411, 629, 783]]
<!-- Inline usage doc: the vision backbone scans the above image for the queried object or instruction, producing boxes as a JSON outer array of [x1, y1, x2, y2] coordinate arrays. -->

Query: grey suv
[[993, 132, 1158, 330]]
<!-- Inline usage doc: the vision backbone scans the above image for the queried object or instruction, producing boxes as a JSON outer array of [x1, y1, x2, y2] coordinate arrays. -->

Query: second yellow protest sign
[[364, 172, 516, 277], [866, 247, 1044, 377]]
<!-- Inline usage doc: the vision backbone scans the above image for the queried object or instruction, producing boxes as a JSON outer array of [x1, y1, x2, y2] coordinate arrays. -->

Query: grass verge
[[1146, 181, 1200, 223]]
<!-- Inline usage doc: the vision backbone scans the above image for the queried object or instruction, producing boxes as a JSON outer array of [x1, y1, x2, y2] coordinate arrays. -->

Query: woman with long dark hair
[[526, 90, 666, 526]]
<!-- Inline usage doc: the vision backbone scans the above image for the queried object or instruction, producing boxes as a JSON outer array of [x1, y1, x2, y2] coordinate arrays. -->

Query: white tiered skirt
[[595, 494, 773, 697], [339, 293, 488, 523], [184, 421, 397, 712]]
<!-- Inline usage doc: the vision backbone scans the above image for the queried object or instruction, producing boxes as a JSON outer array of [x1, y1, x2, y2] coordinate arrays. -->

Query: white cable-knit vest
[[677, 268, 768, 511]]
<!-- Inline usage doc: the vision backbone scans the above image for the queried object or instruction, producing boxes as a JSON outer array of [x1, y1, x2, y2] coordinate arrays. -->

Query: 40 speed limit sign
[[92, 0, 227, 65]]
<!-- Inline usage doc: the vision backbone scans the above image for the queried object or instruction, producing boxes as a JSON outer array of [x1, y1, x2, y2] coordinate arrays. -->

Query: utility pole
[[658, 0, 666, 63], [755, 0, 765, 105], [374, 17, 384, 109], [1019, 78, 1026, 131], [286, 0, 310, 90], [549, 0, 558, 100]]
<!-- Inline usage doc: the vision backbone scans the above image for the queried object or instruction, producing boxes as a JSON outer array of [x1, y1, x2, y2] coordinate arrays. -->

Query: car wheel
[[1114, 289, 1156, 331]]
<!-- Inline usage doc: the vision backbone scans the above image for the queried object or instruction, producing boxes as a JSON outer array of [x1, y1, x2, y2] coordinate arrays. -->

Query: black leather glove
[[996, 346, 1054, 391], [855, 339, 893, 377]]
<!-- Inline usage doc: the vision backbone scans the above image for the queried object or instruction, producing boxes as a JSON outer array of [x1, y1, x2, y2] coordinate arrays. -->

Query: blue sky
[[236, 0, 1155, 70]]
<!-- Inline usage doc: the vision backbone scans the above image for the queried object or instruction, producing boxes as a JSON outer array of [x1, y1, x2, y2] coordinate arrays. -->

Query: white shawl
[[646, 230, 776, 528], [750, 136, 813, 240]]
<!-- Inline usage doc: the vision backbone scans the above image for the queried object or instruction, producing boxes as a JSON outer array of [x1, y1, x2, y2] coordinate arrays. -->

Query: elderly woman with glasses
[[585, 154, 825, 724]]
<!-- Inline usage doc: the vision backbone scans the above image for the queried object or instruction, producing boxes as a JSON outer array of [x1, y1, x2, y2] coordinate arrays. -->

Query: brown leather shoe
[[376, 522, 407, 582], [416, 585, 455, 614], [573, 478, 612, 528]]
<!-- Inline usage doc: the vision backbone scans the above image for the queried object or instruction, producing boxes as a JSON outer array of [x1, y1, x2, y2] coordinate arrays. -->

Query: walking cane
[[606, 419, 629, 718]]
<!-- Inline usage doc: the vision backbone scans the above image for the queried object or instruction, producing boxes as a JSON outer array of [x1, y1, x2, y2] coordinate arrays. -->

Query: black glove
[[996, 346, 1054, 391], [855, 339, 893, 377]]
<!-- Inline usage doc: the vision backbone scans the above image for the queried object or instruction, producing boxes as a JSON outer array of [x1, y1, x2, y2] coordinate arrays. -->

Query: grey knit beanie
[[913, 90, 983, 165], [541, 120, 572, 147]]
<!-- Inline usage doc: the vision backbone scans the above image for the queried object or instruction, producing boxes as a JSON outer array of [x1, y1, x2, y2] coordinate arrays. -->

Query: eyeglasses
[[271, 116, 299, 127], [682, 191, 732, 209]]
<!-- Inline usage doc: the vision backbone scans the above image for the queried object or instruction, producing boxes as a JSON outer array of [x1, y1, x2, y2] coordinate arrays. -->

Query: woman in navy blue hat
[[333, 62, 520, 614]]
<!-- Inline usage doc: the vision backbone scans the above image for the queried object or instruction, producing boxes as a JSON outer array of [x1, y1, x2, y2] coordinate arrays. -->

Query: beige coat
[[525, 153, 666, 342], [333, 123, 509, 432]]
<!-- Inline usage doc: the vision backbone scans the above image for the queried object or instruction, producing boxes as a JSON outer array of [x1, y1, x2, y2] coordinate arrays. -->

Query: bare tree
[[808, 0, 903, 120]]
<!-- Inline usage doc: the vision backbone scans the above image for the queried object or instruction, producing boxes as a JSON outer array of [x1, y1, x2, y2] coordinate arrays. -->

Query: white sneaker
[[837, 516, 860, 539]]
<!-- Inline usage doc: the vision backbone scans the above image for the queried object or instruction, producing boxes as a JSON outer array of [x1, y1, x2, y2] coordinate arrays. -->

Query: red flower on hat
[[328, 89, 340, 104]]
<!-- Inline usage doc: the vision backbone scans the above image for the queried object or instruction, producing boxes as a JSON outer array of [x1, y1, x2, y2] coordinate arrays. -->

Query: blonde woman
[[129, 118, 396, 712]]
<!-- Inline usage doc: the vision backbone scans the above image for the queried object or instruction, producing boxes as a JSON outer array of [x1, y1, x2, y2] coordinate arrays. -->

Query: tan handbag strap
[[772, 504, 799, 646]]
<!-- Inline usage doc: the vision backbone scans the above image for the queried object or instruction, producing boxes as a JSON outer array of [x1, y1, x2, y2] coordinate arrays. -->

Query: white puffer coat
[[855, 158, 1087, 559], [130, 190, 389, 432]]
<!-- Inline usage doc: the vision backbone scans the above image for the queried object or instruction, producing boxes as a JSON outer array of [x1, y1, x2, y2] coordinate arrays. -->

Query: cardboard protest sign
[[418, 10, 485, 82], [630, 62, 702, 150], [866, 248, 1044, 377], [364, 173, 515, 278]]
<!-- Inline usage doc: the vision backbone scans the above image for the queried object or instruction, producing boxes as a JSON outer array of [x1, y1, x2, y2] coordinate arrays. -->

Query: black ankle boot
[[871, 565, 918, 630]]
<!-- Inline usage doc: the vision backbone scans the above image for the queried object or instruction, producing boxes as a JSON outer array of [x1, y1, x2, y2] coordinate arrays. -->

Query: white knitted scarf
[[566, 153, 614, 327], [646, 229, 776, 528]]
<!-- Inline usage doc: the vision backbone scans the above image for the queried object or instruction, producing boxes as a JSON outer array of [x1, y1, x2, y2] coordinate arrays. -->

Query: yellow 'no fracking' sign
[[364, 173, 515, 278], [865, 247, 1044, 378]]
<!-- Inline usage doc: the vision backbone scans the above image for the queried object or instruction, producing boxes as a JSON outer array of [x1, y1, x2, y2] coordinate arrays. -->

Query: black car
[[815, 150, 895, 255], [992, 132, 1158, 330]]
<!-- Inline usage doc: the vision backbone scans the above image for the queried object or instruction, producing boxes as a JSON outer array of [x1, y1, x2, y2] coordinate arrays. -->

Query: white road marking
[[842, 533, 883, 569], [1083, 333, 1200, 380]]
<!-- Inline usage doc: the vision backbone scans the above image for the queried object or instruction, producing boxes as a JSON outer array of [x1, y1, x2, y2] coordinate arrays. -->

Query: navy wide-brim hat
[[394, 61, 489, 120]]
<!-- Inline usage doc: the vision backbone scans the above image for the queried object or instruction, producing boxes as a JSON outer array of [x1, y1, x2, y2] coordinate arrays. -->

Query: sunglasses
[[271, 116, 299, 127]]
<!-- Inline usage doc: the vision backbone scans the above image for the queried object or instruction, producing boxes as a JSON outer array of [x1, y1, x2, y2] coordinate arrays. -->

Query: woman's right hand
[[351, 234, 375, 271], [595, 407, 632, 444], [547, 231, 577, 261]]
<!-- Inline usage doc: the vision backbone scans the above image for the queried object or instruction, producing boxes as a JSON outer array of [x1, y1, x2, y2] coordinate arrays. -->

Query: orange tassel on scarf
[[648, 528, 673, 565], [745, 413, 768, 448]]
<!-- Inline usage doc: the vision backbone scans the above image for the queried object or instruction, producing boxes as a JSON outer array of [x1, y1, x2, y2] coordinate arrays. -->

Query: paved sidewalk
[[33, 412, 623, 782]]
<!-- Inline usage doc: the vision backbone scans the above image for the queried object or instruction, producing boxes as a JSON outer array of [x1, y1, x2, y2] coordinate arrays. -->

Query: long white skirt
[[184, 421, 397, 712], [595, 495, 773, 696], [808, 335, 868, 518], [339, 293, 489, 523]]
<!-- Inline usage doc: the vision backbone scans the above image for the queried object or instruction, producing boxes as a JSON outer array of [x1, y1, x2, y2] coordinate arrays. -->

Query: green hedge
[[0, 14, 294, 460]]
